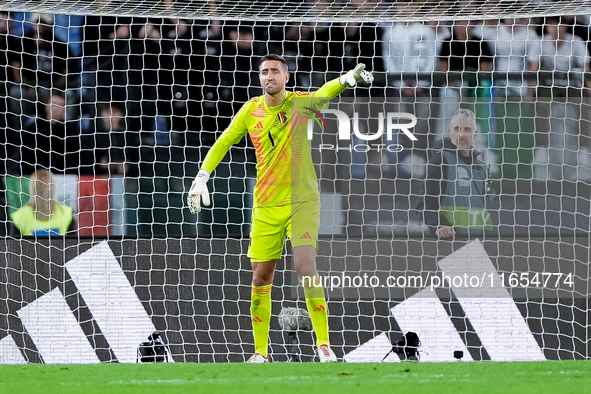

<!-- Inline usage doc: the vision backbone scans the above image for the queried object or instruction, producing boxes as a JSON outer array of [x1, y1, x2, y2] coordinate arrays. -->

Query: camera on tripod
[[382, 331, 420, 362], [136, 331, 171, 363]]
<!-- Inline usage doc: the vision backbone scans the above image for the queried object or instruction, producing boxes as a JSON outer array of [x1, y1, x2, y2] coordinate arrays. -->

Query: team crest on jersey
[[457, 167, 469, 179], [277, 112, 287, 124]]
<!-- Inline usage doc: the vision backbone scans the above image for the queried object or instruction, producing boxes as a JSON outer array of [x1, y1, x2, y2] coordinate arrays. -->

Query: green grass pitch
[[1, 361, 590, 394]]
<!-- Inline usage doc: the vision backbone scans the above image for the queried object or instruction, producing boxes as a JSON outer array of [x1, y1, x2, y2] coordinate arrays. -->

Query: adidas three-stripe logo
[[300, 232, 312, 240], [9, 242, 160, 364], [344, 240, 546, 363]]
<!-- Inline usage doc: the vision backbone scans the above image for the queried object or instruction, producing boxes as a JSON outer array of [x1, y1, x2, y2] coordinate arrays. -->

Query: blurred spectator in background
[[181, 20, 261, 154], [9, 11, 83, 50], [312, 21, 383, 179], [82, 9, 132, 104], [0, 11, 16, 175], [416, 108, 497, 239], [79, 102, 134, 176], [270, 22, 315, 89], [7, 90, 78, 176], [537, 16, 590, 96], [437, 20, 493, 140], [84, 14, 184, 155], [7, 13, 77, 131], [474, 18, 541, 98], [185, 19, 221, 148], [439, 19, 494, 76], [220, 22, 267, 112], [383, 16, 438, 92], [313, 21, 383, 91], [217, 22, 264, 168], [382, 16, 438, 177], [473, 17, 541, 179], [128, 18, 168, 141], [429, 20, 451, 62], [53, 14, 85, 57], [9, 169, 75, 236], [572, 14, 591, 56], [160, 17, 194, 139], [535, 16, 591, 182], [186, 20, 267, 164]]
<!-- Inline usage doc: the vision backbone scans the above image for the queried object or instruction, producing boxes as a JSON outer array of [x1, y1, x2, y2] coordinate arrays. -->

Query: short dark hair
[[259, 54, 288, 72]]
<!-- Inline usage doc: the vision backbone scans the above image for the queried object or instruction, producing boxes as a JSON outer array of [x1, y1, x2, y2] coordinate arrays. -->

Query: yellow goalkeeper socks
[[303, 274, 330, 347], [251, 283, 272, 357]]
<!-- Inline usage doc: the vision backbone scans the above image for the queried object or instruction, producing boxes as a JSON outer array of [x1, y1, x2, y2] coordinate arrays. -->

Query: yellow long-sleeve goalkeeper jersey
[[200, 77, 346, 208]]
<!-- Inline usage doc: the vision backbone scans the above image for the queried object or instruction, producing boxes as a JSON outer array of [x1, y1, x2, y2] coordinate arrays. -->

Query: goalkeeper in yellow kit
[[188, 54, 373, 363]]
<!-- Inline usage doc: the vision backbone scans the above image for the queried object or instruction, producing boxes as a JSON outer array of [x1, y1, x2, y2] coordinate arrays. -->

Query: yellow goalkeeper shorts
[[247, 201, 320, 262]]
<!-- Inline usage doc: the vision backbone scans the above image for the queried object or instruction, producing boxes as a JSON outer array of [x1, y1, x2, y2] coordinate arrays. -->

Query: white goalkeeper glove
[[339, 63, 374, 87], [188, 170, 211, 214]]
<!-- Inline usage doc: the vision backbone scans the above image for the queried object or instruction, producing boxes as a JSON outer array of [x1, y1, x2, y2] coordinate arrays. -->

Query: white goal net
[[0, 0, 589, 363]]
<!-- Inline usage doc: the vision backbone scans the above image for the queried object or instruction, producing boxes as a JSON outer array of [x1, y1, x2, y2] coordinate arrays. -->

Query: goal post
[[0, 1, 590, 363], [0, 0, 589, 21]]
